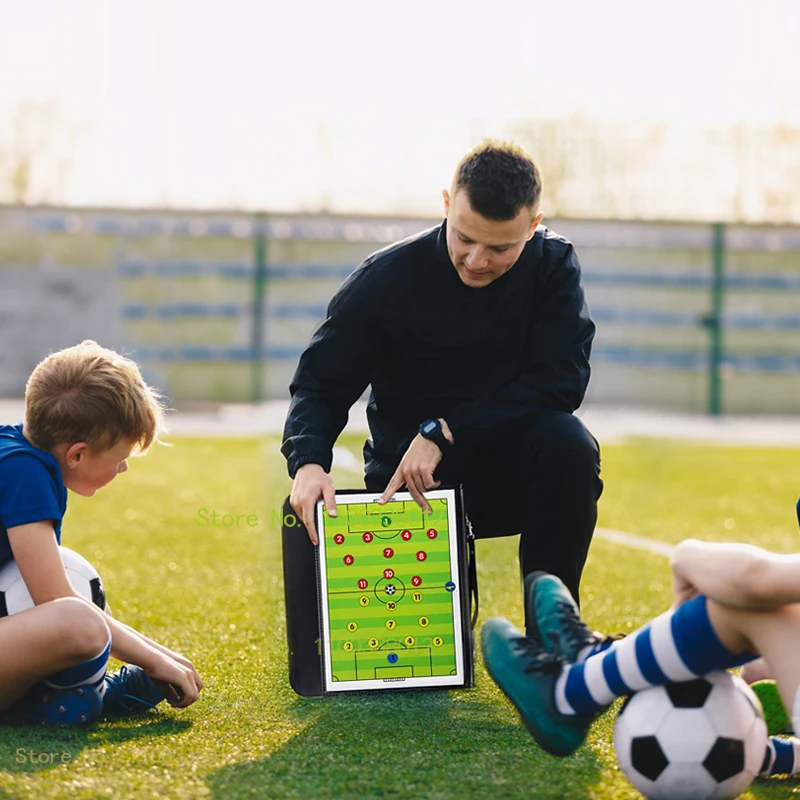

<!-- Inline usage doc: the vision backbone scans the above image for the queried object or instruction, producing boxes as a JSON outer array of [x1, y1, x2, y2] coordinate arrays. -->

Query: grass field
[[0, 434, 799, 799]]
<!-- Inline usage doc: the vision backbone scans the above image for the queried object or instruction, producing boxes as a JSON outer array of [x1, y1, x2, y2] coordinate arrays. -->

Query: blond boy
[[0, 341, 202, 724]]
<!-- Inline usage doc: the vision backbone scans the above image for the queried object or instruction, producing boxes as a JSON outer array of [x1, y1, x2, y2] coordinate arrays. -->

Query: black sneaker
[[7, 683, 103, 726], [525, 571, 620, 662], [102, 666, 165, 717]]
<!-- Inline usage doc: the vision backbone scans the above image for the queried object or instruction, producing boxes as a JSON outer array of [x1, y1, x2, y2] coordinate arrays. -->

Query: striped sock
[[43, 635, 111, 695], [760, 736, 800, 776], [555, 595, 756, 715]]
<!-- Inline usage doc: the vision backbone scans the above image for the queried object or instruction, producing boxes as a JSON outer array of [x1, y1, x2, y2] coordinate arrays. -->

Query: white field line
[[595, 527, 675, 558], [332, 447, 676, 559]]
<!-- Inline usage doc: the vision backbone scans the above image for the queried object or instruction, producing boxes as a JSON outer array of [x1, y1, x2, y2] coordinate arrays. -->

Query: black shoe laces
[[512, 637, 564, 676], [553, 599, 593, 648]]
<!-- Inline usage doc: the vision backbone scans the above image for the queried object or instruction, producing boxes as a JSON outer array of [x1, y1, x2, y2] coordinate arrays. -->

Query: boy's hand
[[145, 654, 203, 708], [671, 570, 699, 608], [290, 463, 337, 545]]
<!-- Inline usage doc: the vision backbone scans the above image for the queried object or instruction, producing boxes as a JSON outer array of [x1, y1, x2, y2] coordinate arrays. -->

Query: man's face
[[443, 188, 543, 288]]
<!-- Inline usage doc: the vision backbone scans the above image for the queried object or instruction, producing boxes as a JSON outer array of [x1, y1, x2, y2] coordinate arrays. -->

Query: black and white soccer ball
[[0, 546, 107, 616], [614, 671, 767, 800], [385, 584, 396, 596]]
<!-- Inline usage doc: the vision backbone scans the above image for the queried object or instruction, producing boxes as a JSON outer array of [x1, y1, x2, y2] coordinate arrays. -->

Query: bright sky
[[1, 0, 798, 212]]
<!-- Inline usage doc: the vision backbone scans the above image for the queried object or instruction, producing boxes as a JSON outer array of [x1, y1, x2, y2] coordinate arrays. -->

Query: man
[[282, 140, 602, 613]]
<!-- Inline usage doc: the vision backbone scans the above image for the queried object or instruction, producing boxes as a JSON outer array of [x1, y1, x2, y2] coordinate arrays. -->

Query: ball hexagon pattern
[[614, 671, 767, 800]]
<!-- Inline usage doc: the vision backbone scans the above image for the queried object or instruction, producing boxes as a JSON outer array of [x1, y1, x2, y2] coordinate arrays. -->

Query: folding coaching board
[[281, 487, 475, 696], [316, 489, 473, 693]]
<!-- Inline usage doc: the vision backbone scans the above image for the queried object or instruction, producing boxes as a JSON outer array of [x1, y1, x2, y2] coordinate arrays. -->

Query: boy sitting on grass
[[482, 537, 800, 778], [0, 340, 203, 725]]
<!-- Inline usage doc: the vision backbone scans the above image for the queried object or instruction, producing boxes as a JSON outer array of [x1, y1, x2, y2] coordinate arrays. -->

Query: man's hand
[[290, 463, 337, 545], [377, 436, 443, 513]]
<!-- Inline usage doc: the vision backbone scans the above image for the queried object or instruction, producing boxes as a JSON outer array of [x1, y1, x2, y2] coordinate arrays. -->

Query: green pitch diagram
[[320, 498, 459, 682]]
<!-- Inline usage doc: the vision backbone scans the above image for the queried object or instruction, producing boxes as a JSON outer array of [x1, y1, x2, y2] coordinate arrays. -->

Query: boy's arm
[[671, 538, 800, 610], [8, 521, 80, 602], [8, 522, 202, 706]]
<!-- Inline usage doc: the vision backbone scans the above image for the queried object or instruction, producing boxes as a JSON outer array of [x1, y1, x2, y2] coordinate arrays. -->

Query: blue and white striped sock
[[555, 595, 756, 715], [761, 736, 800, 776], [43, 634, 111, 695]]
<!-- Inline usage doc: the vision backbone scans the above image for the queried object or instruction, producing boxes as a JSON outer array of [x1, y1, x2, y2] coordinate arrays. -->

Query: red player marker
[[362, 532, 373, 543], [401, 529, 412, 541], [383, 568, 395, 580], [383, 547, 394, 559], [426, 528, 438, 539], [333, 534, 345, 545], [357, 579, 368, 590], [411, 575, 422, 587], [343, 554, 354, 565], [416, 551, 427, 561]]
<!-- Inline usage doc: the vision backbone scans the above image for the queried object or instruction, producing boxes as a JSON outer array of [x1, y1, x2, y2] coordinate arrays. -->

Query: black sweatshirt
[[281, 220, 595, 485]]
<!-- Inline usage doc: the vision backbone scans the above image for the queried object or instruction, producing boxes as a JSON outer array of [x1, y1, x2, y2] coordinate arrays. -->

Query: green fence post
[[707, 222, 725, 416], [251, 213, 268, 404]]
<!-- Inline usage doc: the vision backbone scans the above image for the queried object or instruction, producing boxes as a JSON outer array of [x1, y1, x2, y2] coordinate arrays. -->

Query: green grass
[[0, 435, 798, 798]]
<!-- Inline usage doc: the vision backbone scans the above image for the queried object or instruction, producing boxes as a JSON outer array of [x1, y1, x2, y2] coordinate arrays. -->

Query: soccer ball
[[0, 546, 107, 616], [614, 671, 767, 800]]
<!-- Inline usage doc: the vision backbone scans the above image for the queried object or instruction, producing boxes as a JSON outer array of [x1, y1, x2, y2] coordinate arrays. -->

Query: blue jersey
[[0, 424, 66, 563]]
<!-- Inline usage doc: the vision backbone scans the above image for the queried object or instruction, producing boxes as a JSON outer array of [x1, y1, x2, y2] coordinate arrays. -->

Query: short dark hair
[[452, 140, 542, 221]]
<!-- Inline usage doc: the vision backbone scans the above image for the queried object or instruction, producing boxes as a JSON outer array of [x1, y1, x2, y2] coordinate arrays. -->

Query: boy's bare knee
[[51, 597, 110, 658]]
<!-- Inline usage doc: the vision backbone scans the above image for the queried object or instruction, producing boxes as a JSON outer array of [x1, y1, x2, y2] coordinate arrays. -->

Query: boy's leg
[[483, 575, 758, 756], [706, 599, 800, 731], [0, 597, 110, 710], [0, 598, 110, 724]]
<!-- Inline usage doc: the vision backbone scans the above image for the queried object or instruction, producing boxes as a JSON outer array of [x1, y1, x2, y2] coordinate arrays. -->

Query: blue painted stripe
[[121, 303, 327, 320], [634, 627, 669, 685]]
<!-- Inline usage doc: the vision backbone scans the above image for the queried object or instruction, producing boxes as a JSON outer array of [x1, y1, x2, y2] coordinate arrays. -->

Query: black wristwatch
[[419, 418, 450, 450]]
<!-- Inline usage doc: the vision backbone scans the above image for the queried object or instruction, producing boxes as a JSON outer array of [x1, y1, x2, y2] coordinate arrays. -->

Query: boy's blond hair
[[23, 340, 166, 454]]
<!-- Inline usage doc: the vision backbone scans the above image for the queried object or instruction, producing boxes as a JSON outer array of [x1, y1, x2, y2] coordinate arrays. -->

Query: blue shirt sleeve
[[0, 453, 63, 530]]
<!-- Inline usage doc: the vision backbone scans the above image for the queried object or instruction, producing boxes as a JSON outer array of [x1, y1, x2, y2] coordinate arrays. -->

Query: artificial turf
[[0, 434, 798, 799]]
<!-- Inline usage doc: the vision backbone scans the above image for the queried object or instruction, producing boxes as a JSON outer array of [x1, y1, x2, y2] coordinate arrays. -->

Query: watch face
[[422, 421, 437, 434]]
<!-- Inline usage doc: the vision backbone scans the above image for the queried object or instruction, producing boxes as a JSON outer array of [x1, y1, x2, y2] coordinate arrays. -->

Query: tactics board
[[316, 489, 472, 693]]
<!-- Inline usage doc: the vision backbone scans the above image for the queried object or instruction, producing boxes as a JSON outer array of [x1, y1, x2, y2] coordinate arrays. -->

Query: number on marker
[[418, 617, 429, 628], [386, 619, 396, 630], [411, 576, 422, 587], [334, 533, 345, 545], [387, 601, 396, 611], [347, 621, 358, 632], [343, 641, 354, 652], [383, 548, 394, 559], [427, 528, 438, 539], [359, 596, 369, 607], [362, 532, 373, 543], [401, 529, 412, 541], [433, 636, 443, 647], [404, 636, 415, 646], [368, 637, 379, 648], [416, 551, 427, 561], [343, 554, 354, 565], [358, 579, 368, 590], [412, 591, 423, 602], [383, 568, 395, 580]]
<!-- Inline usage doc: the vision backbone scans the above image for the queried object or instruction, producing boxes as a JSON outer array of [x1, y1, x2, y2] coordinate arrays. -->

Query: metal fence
[[1, 207, 799, 414]]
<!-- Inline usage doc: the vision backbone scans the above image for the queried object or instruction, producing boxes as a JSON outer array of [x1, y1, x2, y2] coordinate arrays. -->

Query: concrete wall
[[1, 206, 799, 414]]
